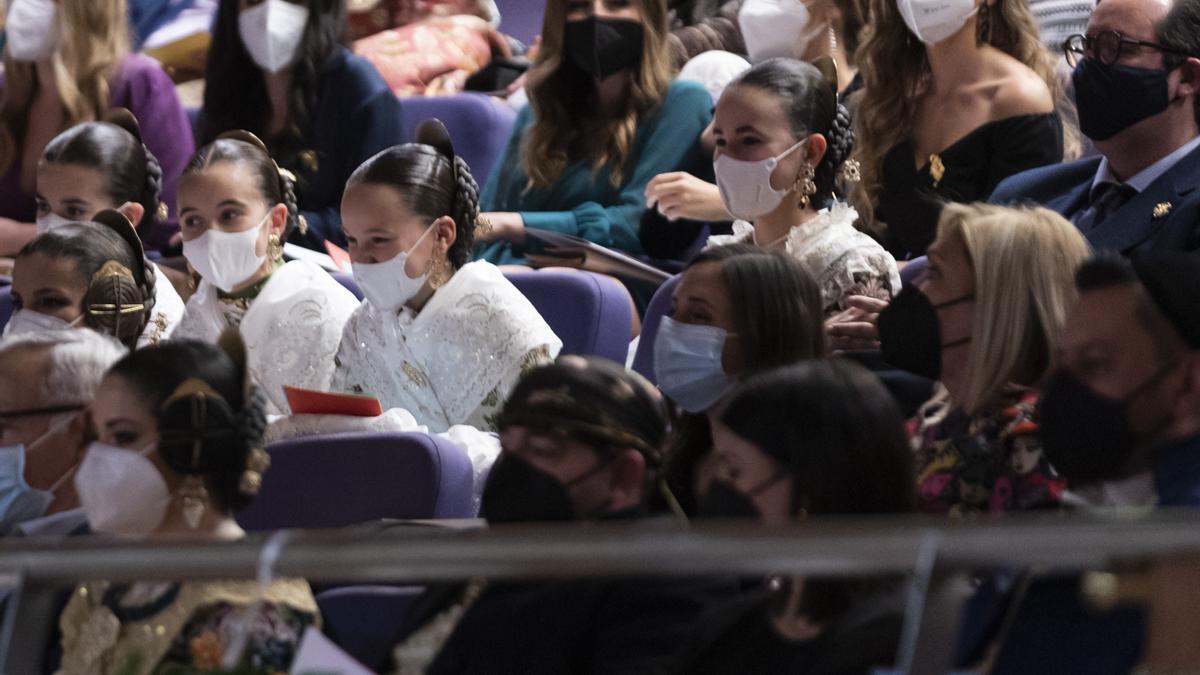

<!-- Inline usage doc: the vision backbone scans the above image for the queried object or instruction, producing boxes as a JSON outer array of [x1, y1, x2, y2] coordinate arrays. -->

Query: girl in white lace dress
[[707, 59, 899, 315], [331, 121, 561, 433], [173, 132, 358, 414]]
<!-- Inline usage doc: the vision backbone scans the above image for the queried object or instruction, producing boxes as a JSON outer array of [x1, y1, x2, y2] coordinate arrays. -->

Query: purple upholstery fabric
[[317, 585, 424, 672], [398, 93, 516, 188], [900, 255, 928, 286], [0, 286, 10, 332], [494, 0, 545, 44], [630, 274, 680, 384], [504, 269, 632, 364], [332, 271, 363, 300], [236, 431, 475, 531]]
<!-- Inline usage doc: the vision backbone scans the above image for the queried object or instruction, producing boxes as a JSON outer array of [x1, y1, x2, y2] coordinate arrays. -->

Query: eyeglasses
[[1063, 31, 1194, 68]]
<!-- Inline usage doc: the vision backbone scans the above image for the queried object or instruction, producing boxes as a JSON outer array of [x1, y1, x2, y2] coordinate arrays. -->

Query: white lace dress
[[139, 262, 185, 348], [330, 260, 563, 434], [707, 202, 901, 314], [173, 259, 360, 414]]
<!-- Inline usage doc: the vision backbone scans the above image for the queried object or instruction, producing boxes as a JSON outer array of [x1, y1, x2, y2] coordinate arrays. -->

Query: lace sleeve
[[825, 248, 901, 313], [474, 345, 554, 432]]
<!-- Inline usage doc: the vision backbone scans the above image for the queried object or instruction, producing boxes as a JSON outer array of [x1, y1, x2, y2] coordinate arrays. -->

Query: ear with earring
[[267, 233, 283, 261], [428, 247, 453, 289]]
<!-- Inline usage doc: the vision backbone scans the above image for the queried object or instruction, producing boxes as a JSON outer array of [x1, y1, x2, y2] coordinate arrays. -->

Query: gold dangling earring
[[428, 249, 452, 290], [795, 163, 818, 210], [178, 475, 210, 530], [267, 233, 283, 261]]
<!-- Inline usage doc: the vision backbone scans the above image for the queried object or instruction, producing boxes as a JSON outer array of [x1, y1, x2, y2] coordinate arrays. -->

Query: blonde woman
[[874, 203, 1091, 513], [476, 0, 713, 265], [0, 0, 194, 255], [852, 0, 1073, 259]]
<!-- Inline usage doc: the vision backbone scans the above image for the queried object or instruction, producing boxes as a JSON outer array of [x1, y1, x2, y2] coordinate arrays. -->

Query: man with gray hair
[[0, 329, 126, 535]]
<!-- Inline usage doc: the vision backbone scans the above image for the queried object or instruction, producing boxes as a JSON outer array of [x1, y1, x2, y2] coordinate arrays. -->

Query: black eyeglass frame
[[1063, 31, 1196, 68]]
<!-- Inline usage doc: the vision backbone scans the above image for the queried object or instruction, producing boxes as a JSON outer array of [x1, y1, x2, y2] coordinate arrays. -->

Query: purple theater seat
[[0, 286, 11, 333], [505, 269, 632, 364], [900, 255, 928, 287], [236, 431, 475, 531], [494, 0, 545, 44], [332, 271, 363, 300], [317, 585, 424, 672], [398, 93, 517, 187], [631, 274, 680, 384]]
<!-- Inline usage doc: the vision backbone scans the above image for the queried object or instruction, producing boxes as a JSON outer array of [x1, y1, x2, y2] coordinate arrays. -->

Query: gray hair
[[0, 329, 127, 407]]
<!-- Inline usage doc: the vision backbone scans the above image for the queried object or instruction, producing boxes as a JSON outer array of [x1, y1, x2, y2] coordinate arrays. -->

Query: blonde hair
[[522, 0, 673, 189], [0, 0, 130, 174], [930, 203, 1090, 418], [850, 0, 1077, 229]]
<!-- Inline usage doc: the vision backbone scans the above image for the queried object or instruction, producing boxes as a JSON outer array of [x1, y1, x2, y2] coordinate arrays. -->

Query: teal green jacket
[[476, 80, 713, 265]]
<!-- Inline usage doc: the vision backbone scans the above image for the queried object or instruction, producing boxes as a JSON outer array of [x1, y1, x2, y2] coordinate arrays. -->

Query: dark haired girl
[[199, 0, 404, 249], [332, 120, 561, 433], [174, 133, 358, 414], [58, 334, 318, 673], [707, 58, 899, 315]]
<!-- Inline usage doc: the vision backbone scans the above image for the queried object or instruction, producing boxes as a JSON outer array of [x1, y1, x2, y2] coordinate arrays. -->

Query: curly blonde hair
[[522, 0, 674, 189], [0, 0, 130, 175], [850, 0, 1076, 227]]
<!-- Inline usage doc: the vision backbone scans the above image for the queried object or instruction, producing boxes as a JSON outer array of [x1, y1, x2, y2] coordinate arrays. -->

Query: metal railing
[[2, 510, 1197, 674]]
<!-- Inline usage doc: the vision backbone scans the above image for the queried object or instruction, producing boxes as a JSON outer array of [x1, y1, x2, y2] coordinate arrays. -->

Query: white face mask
[[74, 442, 169, 538], [738, 0, 827, 62], [3, 308, 84, 337], [896, 0, 978, 45], [182, 213, 270, 293], [35, 212, 73, 235], [654, 316, 736, 414], [6, 0, 59, 62], [713, 140, 806, 221], [238, 0, 310, 74], [352, 223, 439, 313]]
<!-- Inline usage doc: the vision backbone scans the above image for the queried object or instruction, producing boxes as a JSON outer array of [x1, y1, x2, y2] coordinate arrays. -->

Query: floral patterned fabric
[[154, 600, 311, 674], [909, 390, 1066, 514], [347, 0, 497, 41], [353, 15, 508, 98]]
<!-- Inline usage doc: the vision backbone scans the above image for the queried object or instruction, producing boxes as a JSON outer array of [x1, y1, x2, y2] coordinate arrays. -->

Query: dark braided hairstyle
[[39, 109, 164, 234], [183, 131, 306, 240], [728, 58, 856, 208], [17, 215, 157, 350], [106, 332, 269, 514], [347, 119, 480, 269]]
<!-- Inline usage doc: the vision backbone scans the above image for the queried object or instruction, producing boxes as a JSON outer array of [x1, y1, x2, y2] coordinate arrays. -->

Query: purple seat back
[[236, 431, 475, 531], [505, 270, 632, 364], [398, 94, 517, 187], [631, 274, 680, 384], [494, 0, 545, 44], [900, 256, 928, 287], [0, 286, 11, 332], [317, 585, 424, 672], [332, 271, 363, 300]]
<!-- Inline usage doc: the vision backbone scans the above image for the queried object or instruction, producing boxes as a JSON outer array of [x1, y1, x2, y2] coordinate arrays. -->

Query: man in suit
[[991, 0, 1200, 254]]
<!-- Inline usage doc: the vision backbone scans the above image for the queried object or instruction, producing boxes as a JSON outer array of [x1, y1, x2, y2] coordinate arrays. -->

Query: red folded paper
[[283, 386, 383, 417]]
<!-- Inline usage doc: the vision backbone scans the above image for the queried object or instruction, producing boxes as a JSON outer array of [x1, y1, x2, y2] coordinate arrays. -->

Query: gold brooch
[[1153, 202, 1173, 219], [929, 154, 945, 188]]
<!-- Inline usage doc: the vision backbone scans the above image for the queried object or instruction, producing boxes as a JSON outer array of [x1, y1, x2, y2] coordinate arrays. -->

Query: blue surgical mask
[[654, 316, 736, 413], [0, 416, 79, 534]]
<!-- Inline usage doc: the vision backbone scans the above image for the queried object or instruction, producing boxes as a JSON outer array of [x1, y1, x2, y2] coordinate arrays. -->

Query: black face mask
[[877, 285, 973, 381], [562, 17, 644, 80], [480, 452, 612, 524], [697, 473, 785, 519], [1072, 57, 1173, 141], [1038, 362, 1178, 483]]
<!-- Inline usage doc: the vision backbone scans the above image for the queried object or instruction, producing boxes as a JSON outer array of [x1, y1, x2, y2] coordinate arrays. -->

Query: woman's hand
[[825, 295, 889, 353], [476, 212, 526, 243], [644, 172, 731, 223]]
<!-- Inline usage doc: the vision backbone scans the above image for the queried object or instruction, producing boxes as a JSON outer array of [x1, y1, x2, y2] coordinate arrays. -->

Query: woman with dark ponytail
[[58, 332, 318, 673], [174, 133, 358, 414], [706, 58, 899, 315], [331, 120, 561, 433], [8, 210, 160, 349], [35, 111, 185, 343]]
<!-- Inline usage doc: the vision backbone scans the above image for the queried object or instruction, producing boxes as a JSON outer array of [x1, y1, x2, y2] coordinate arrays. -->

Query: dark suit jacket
[[989, 143, 1200, 254]]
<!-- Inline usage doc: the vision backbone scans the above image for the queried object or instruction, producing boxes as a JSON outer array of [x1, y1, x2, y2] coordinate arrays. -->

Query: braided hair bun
[[86, 209, 157, 348], [103, 109, 165, 231]]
